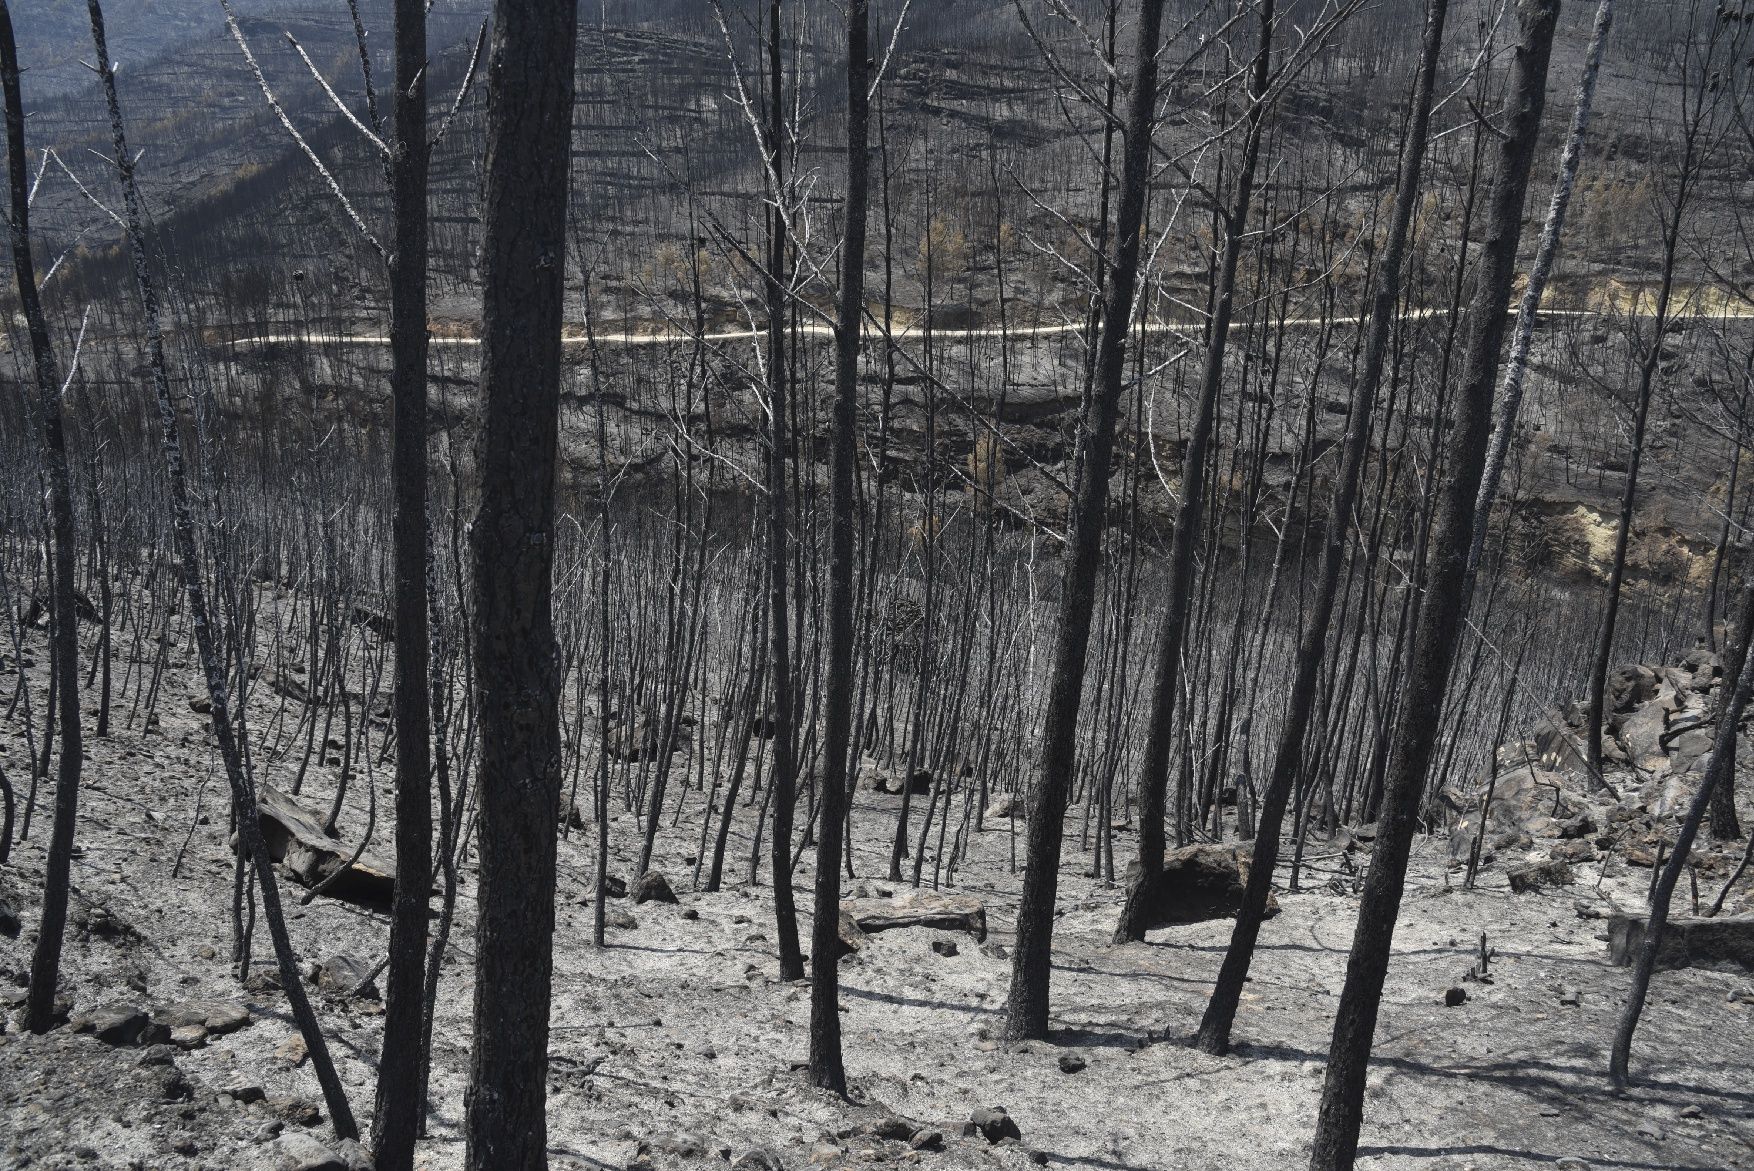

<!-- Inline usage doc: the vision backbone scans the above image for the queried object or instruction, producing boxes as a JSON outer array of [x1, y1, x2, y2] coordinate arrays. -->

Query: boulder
[[72, 1005, 151, 1047], [250, 784, 400, 907], [259, 1132, 369, 1171], [1507, 858, 1575, 893], [1607, 913, 1754, 973], [984, 794, 1020, 820], [847, 890, 987, 941], [313, 953, 380, 1000], [161, 997, 252, 1036], [631, 870, 678, 905], [1114, 845, 1277, 931], [966, 1106, 1022, 1144]]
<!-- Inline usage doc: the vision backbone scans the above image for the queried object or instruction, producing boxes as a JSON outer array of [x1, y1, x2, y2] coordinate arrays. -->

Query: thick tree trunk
[[373, 0, 432, 1164], [3, 0, 84, 1039], [1309, 4, 1560, 1168], [809, 0, 869, 1096], [1196, 0, 1450, 1053], [1116, 0, 1275, 944], [463, 3, 578, 1168], [1003, 0, 1165, 1042]]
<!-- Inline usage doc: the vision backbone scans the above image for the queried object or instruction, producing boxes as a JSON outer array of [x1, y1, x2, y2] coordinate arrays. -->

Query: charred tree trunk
[[1309, 4, 1559, 1168], [4, 0, 84, 1038], [808, 0, 869, 1096], [1003, 0, 1166, 1042], [373, 0, 432, 1164], [1116, 0, 1275, 944], [1196, 0, 1450, 1053], [463, 3, 578, 1167]]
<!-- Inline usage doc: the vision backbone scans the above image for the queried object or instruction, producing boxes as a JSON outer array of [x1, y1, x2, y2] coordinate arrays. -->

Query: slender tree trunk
[[373, 0, 432, 1164], [83, 0, 358, 1139], [3, 0, 84, 1038], [1197, 0, 1450, 1052], [1611, 581, 1754, 1086], [1465, 0, 1613, 593], [1309, 4, 1560, 1168], [1003, 0, 1166, 1042], [463, 4, 578, 1167], [1116, 0, 1275, 944], [809, 0, 869, 1096], [763, 0, 806, 983]]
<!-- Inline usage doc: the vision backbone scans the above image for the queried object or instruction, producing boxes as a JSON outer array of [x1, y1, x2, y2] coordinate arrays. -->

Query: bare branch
[[219, 0, 383, 257]]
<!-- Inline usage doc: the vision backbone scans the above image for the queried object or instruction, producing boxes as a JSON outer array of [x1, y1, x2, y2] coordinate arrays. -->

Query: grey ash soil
[[2, 612, 1753, 1171]]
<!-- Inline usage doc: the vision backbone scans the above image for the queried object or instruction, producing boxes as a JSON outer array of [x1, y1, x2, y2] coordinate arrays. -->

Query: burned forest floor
[[2, 606, 1754, 1171]]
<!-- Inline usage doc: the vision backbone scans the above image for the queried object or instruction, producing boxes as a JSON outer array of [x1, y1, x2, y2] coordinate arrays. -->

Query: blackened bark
[[464, 3, 578, 1167], [372, 0, 432, 1163], [1003, 0, 1166, 1042], [1195, 0, 1450, 1051], [1116, 0, 1275, 944], [809, 0, 869, 1095], [763, 0, 806, 984], [83, 0, 359, 1139], [1308, 4, 1559, 1168], [3, 0, 84, 1038]]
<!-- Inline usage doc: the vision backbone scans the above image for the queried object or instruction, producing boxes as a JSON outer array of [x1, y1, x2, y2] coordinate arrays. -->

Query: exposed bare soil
[[3, 613, 1753, 1171]]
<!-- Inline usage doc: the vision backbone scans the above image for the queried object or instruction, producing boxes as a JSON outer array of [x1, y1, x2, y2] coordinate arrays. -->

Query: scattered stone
[[679, 907, 699, 921], [930, 940, 959, 958], [809, 1141, 843, 1165], [1057, 1054, 1087, 1074], [909, 1130, 944, 1152], [871, 1117, 916, 1141], [1444, 987, 1467, 1008], [72, 1005, 150, 1047], [631, 870, 678, 905], [732, 1149, 786, 1171], [605, 907, 639, 931], [275, 1034, 309, 1067], [268, 1096, 322, 1127], [262, 1131, 367, 1171], [224, 1081, 268, 1105], [966, 1106, 1022, 1144], [1553, 1159, 1591, 1171], [162, 997, 251, 1036], [1507, 859, 1575, 894], [1607, 913, 1754, 973], [313, 954, 380, 1000], [169, 1024, 209, 1049], [1558, 987, 1582, 1007]]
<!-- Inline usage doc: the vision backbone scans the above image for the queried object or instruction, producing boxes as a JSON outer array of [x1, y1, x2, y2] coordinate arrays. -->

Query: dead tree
[[1116, 0, 1276, 944], [1309, 3, 1560, 1168], [463, 2, 578, 1167], [82, 0, 359, 1140], [374, 0, 434, 1164], [809, 0, 870, 1096], [1611, 581, 1754, 1086], [3, 0, 84, 1038], [1004, 0, 1167, 1043], [1197, 0, 1451, 1054]]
